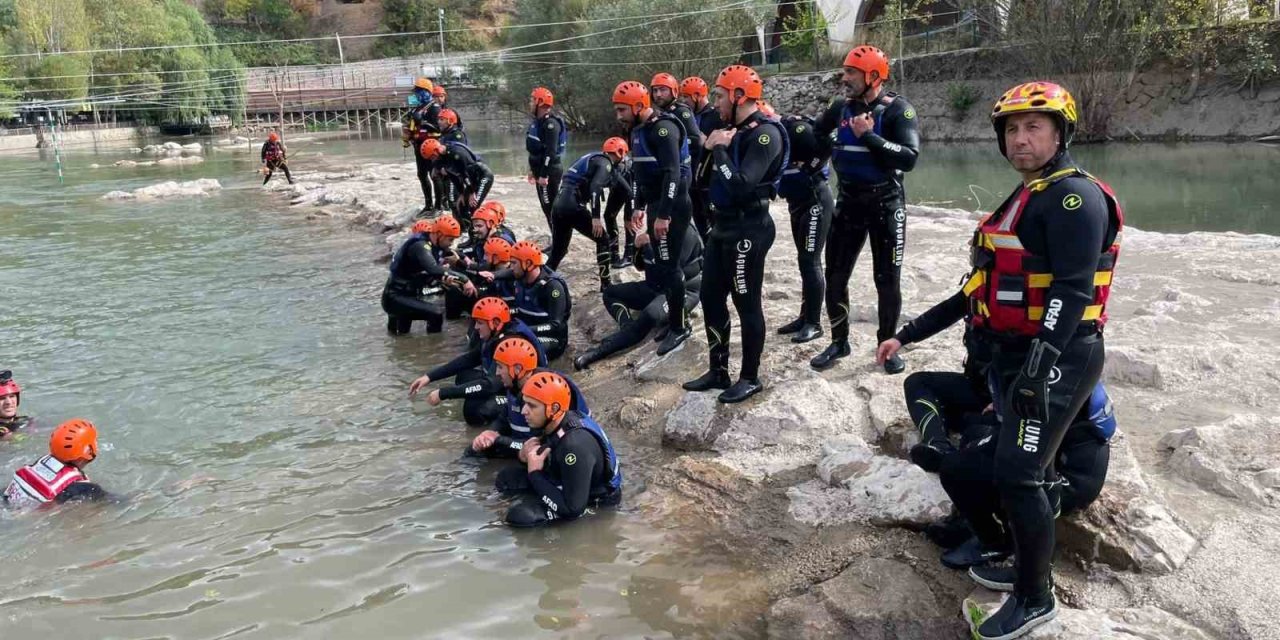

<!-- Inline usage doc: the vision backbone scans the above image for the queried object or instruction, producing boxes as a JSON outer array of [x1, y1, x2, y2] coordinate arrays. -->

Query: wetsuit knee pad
[[505, 500, 552, 527]]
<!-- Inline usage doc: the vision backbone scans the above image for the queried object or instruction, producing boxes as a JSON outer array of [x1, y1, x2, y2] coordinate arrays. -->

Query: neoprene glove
[[1008, 339, 1061, 424]]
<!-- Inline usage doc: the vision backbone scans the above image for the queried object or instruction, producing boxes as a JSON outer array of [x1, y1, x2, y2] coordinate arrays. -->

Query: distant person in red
[[0, 370, 30, 437], [260, 131, 293, 185], [4, 419, 110, 507]]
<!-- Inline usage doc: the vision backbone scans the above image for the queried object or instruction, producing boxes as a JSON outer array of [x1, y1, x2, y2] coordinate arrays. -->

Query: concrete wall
[[0, 126, 153, 152]]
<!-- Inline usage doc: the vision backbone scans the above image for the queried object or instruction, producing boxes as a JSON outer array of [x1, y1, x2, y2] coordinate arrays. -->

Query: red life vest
[[963, 167, 1123, 337], [3, 455, 85, 507]]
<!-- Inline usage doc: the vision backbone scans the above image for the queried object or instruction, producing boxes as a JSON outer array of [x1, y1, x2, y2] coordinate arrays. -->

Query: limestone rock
[[789, 442, 951, 528], [101, 178, 222, 200], [1058, 435, 1198, 574]]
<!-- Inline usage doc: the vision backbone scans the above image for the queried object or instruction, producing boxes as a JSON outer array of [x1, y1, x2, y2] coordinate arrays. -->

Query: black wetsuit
[[548, 152, 617, 288], [260, 141, 293, 185], [497, 411, 621, 527], [971, 154, 1118, 598], [631, 110, 692, 335], [500, 267, 572, 360], [690, 102, 724, 239], [435, 126, 468, 208], [604, 159, 636, 263], [779, 115, 834, 328], [702, 110, 786, 381], [436, 142, 494, 228], [815, 90, 919, 345], [427, 325, 542, 426], [382, 234, 466, 334], [406, 101, 442, 209], [527, 111, 567, 230], [587, 226, 703, 365]]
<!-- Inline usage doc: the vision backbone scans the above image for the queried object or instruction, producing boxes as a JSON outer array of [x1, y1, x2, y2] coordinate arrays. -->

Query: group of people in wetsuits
[[384, 44, 1123, 639], [0, 371, 110, 508]]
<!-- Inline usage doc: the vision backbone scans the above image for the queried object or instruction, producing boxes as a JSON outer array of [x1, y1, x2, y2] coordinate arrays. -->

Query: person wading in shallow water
[[878, 80, 1122, 640]]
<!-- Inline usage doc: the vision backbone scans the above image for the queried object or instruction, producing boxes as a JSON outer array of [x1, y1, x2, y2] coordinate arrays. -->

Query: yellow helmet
[[414, 77, 434, 92], [991, 81, 1077, 156]]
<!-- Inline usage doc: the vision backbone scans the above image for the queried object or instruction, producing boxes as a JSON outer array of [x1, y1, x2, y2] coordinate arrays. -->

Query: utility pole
[[438, 8, 446, 82]]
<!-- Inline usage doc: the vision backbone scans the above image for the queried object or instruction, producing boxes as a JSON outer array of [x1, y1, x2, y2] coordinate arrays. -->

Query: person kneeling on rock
[[936, 384, 1115, 578], [574, 219, 703, 370], [409, 297, 547, 426], [382, 217, 468, 335], [260, 132, 293, 185], [4, 419, 111, 507], [497, 371, 620, 527]]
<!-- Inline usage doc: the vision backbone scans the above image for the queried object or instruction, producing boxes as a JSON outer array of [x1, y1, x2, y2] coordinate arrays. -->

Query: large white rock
[[101, 179, 222, 200], [1157, 415, 1279, 505], [156, 155, 204, 166], [788, 442, 951, 527]]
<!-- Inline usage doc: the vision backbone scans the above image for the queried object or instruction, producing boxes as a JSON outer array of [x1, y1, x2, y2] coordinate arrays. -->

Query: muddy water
[[0, 142, 763, 638]]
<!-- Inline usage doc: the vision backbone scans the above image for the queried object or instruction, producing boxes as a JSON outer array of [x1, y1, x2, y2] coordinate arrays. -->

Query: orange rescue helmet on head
[[715, 64, 763, 104], [478, 201, 507, 225], [843, 45, 890, 88], [484, 237, 513, 265], [412, 219, 434, 235], [602, 137, 629, 156], [472, 206, 502, 230], [50, 419, 98, 464], [493, 337, 539, 383], [419, 138, 446, 160], [432, 215, 462, 239], [471, 297, 511, 332], [439, 108, 459, 128], [612, 81, 650, 111], [522, 371, 572, 423], [267, 131, 280, 142], [680, 76, 709, 100], [510, 240, 545, 271], [531, 87, 554, 108], [414, 77, 434, 92], [650, 72, 679, 93], [432, 84, 447, 99]]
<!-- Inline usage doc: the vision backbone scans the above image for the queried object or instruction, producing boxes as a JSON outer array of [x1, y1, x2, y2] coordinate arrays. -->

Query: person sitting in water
[[382, 217, 468, 335], [496, 371, 621, 527], [408, 297, 547, 426], [260, 131, 293, 185], [488, 241, 572, 361], [4, 419, 108, 507], [467, 338, 589, 459], [574, 220, 703, 370], [0, 370, 30, 437]]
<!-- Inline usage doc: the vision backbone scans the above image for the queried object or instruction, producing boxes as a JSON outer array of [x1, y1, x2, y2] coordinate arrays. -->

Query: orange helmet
[[680, 76, 709, 100], [432, 84, 447, 99], [411, 219, 434, 235], [478, 201, 507, 224], [602, 137, 629, 156], [531, 87, 554, 108], [471, 296, 511, 330], [50, 419, 98, 464], [419, 138, 446, 160], [267, 131, 280, 142], [472, 206, 502, 230], [432, 215, 462, 239], [414, 77, 434, 91], [991, 81, 1078, 156], [522, 371, 572, 423], [650, 73, 679, 93], [843, 45, 890, 87], [612, 81, 650, 111], [439, 108, 459, 128], [484, 237, 513, 265], [511, 240, 545, 271], [493, 337, 539, 383], [715, 65, 763, 104]]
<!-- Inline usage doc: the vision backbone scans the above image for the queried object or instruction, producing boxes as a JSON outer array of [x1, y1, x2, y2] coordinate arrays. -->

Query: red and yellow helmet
[[991, 81, 1079, 155]]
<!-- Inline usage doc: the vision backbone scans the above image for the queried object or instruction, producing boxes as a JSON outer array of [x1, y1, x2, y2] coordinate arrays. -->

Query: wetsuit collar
[[1022, 152, 1076, 185]]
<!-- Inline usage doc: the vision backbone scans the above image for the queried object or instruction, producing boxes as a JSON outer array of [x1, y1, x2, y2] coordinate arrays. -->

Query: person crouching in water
[[497, 371, 621, 527], [4, 419, 108, 507], [260, 132, 293, 185]]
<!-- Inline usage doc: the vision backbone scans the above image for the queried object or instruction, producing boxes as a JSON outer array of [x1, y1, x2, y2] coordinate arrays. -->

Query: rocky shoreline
[[265, 156, 1280, 639]]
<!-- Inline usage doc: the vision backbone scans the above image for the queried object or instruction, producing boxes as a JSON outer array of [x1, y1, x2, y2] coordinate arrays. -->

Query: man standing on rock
[[812, 45, 919, 374], [402, 77, 442, 215], [613, 80, 694, 357], [526, 87, 568, 233], [879, 81, 1122, 639], [682, 65, 787, 404], [774, 112, 834, 345]]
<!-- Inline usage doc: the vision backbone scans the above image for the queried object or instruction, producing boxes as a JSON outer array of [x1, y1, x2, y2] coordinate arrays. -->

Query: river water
[[1, 133, 1275, 638]]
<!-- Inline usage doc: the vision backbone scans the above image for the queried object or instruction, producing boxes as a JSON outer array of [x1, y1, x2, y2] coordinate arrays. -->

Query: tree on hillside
[[375, 0, 483, 58]]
